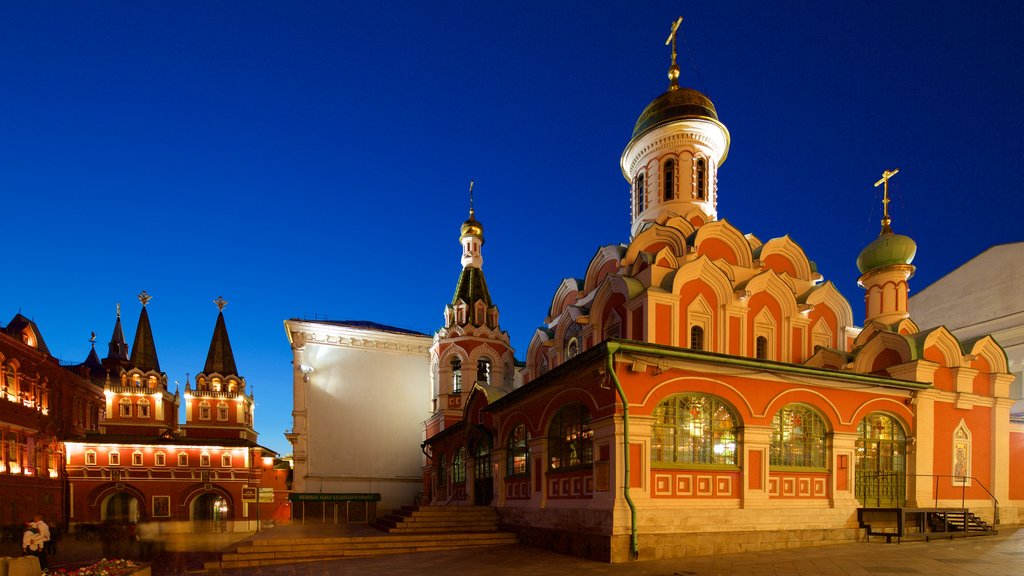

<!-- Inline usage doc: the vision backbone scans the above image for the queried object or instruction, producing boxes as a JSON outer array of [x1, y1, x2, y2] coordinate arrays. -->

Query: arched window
[[548, 403, 593, 470], [437, 454, 447, 486], [565, 337, 580, 360], [634, 173, 645, 216], [695, 158, 707, 200], [769, 404, 827, 468], [651, 394, 738, 466], [755, 336, 768, 360], [855, 412, 907, 506], [452, 447, 466, 484], [211, 378, 222, 392], [474, 438, 492, 481], [477, 357, 492, 385], [690, 326, 704, 351], [132, 374, 141, 387], [507, 424, 530, 476], [136, 398, 151, 418], [663, 159, 675, 201], [953, 423, 971, 486], [451, 358, 462, 393], [3, 365, 15, 395], [119, 398, 133, 418]]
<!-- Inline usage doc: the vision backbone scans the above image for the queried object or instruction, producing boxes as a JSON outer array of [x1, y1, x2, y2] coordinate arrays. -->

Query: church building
[[420, 23, 1023, 562]]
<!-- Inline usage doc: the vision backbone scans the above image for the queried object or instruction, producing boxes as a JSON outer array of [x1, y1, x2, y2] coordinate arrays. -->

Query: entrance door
[[473, 439, 493, 506], [103, 492, 139, 523], [855, 413, 907, 507], [192, 493, 230, 532]]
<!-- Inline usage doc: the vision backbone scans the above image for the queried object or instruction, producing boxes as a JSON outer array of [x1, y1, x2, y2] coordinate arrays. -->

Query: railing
[[870, 473, 999, 525]]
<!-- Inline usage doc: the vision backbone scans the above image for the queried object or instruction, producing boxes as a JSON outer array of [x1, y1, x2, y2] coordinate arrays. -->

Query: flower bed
[[45, 558, 149, 576]]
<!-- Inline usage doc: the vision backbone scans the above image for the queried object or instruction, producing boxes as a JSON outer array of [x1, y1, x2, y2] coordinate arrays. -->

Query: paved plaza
[[197, 526, 1024, 576], [3, 524, 1021, 575]]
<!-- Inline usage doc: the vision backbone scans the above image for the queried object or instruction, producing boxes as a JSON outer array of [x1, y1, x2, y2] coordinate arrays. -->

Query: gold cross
[[468, 180, 475, 218], [873, 168, 900, 233], [138, 291, 152, 307], [665, 17, 683, 89]]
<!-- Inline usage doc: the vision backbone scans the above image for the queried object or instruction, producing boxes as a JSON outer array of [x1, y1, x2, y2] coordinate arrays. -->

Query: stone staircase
[[373, 505, 501, 534], [202, 506, 516, 571]]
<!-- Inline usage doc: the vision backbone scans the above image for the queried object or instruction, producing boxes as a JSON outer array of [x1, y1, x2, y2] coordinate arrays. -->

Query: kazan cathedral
[[420, 26, 1024, 562]]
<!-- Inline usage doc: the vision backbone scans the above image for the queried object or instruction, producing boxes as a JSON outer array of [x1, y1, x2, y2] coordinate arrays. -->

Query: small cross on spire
[[873, 168, 900, 234], [665, 16, 683, 90]]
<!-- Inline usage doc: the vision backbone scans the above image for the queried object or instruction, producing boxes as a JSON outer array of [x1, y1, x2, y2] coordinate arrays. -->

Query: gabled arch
[[745, 233, 763, 252], [624, 223, 689, 266], [525, 328, 553, 382], [548, 278, 584, 320], [920, 326, 963, 368], [757, 235, 813, 280], [591, 275, 641, 341], [744, 271, 799, 319], [968, 335, 1009, 374], [802, 281, 854, 332], [853, 331, 916, 374], [693, 219, 754, 268], [670, 255, 734, 306], [894, 318, 919, 336], [804, 347, 850, 370], [653, 246, 680, 269], [854, 321, 889, 348], [583, 245, 626, 292], [661, 216, 697, 237], [552, 306, 584, 362]]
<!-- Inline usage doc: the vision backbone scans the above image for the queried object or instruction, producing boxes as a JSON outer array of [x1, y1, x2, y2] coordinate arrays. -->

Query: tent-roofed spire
[[129, 291, 161, 372], [105, 303, 129, 362], [203, 296, 238, 377]]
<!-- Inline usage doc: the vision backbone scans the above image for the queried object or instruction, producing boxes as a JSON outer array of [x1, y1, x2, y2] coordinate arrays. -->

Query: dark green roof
[[203, 311, 238, 377], [452, 266, 492, 307], [129, 307, 161, 373]]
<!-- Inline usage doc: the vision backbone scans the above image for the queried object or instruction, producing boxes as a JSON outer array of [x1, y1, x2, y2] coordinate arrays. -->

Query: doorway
[[855, 413, 907, 507]]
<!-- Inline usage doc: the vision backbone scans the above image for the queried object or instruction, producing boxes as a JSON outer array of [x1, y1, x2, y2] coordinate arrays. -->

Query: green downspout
[[606, 342, 639, 559]]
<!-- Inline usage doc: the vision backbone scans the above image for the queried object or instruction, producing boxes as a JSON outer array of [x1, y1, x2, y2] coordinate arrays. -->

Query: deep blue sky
[[3, 2, 1022, 456]]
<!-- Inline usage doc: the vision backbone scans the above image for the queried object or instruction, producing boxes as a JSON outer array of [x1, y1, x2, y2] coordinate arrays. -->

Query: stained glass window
[[652, 394, 738, 466], [769, 404, 827, 468], [548, 404, 593, 470], [507, 424, 530, 476]]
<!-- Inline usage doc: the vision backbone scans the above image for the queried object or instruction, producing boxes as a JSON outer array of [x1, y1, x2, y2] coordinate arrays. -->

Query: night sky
[[3, 1, 1022, 456]]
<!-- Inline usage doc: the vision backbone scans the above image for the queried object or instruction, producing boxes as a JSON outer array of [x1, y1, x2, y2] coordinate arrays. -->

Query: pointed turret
[[203, 297, 238, 377], [105, 304, 130, 363], [129, 291, 161, 373]]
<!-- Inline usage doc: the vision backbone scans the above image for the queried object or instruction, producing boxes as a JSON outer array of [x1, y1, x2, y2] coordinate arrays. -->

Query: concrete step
[[204, 534, 518, 570]]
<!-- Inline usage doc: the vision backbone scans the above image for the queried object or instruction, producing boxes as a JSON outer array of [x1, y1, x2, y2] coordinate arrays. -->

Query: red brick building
[[65, 294, 284, 531], [1, 313, 103, 527]]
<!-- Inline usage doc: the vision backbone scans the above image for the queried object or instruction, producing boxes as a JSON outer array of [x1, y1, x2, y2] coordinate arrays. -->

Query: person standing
[[22, 524, 45, 569], [31, 514, 51, 569]]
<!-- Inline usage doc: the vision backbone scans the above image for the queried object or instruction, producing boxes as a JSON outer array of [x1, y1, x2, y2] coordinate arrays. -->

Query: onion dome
[[857, 232, 917, 274], [461, 211, 484, 241], [631, 86, 721, 140]]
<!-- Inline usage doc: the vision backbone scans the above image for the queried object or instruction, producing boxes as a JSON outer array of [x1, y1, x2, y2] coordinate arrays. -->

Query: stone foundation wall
[[611, 526, 861, 562]]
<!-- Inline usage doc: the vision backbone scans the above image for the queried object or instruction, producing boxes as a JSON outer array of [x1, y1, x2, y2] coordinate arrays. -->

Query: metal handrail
[[871, 472, 999, 525]]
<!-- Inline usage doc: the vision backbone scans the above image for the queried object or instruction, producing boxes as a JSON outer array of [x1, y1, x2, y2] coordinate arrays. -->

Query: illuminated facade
[[66, 295, 282, 531], [284, 319, 433, 515], [422, 26, 1023, 562], [1, 314, 102, 526]]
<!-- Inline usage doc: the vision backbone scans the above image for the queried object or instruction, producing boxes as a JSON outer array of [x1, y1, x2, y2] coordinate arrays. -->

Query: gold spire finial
[[138, 291, 152, 307], [214, 295, 228, 312], [468, 180, 475, 218], [665, 16, 683, 90], [873, 168, 900, 234], [116, 303, 121, 318]]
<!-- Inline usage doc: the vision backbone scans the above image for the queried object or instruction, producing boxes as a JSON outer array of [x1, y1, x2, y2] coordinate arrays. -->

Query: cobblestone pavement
[[4, 525, 1021, 575]]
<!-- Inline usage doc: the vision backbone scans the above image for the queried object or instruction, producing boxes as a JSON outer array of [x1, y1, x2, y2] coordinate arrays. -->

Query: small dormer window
[[132, 374, 142, 387], [695, 158, 707, 200], [664, 159, 675, 201], [212, 378, 222, 392], [690, 326, 704, 351]]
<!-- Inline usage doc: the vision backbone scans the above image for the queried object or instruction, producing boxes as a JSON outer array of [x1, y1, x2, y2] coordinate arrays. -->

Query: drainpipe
[[606, 342, 639, 560]]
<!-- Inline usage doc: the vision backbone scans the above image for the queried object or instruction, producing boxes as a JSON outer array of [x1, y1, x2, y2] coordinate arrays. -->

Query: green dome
[[632, 87, 720, 139], [857, 232, 917, 274]]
